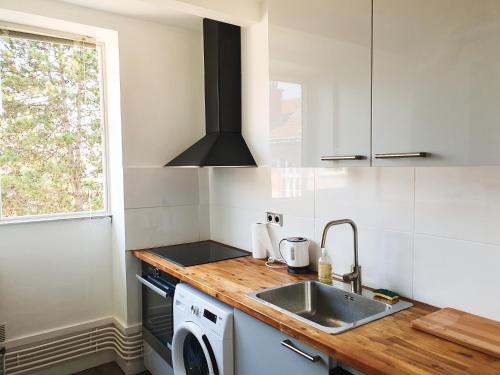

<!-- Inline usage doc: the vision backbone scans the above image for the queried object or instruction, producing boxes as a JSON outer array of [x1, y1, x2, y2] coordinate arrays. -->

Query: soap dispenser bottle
[[318, 247, 332, 284]]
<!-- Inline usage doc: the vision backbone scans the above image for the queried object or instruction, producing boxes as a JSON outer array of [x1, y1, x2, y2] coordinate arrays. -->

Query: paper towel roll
[[251, 223, 273, 259]]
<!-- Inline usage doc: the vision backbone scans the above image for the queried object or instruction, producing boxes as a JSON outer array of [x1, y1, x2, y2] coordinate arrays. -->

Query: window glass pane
[[0, 31, 105, 218]]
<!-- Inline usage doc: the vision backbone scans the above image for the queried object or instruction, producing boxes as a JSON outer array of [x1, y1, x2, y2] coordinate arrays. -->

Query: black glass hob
[[147, 241, 250, 267]]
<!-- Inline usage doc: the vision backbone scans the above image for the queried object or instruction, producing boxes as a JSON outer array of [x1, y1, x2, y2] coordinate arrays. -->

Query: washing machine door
[[172, 322, 219, 375]]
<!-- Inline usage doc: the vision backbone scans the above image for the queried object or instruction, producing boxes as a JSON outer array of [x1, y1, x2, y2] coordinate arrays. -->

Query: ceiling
[[54, 0, 262, 30]]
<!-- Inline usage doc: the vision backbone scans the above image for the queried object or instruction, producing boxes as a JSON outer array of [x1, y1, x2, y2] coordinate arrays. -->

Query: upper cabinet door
[[268, 0, 372, 167], [373, 0, 500, 166]]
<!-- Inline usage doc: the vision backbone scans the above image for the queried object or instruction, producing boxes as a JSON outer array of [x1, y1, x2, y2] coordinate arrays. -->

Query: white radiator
[[1, 323, 142, 375]]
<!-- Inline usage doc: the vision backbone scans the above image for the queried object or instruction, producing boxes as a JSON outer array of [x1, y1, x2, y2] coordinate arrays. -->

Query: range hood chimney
[[165, 19, 257, 168]]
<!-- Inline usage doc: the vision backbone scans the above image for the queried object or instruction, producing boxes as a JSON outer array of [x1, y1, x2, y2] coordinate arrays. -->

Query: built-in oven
[[137, 262, 179, 366]]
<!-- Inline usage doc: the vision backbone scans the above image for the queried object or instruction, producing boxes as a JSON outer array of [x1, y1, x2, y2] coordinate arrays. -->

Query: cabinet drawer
[[234, 309, 331, 375]]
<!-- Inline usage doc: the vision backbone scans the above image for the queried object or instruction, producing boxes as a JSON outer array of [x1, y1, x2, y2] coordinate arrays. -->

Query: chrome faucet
[[320, 219, 362, 294]]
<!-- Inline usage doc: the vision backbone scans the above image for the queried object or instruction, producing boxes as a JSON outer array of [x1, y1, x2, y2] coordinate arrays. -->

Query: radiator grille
[[0, 323, 6, 343], [4, 324, 142, 375]]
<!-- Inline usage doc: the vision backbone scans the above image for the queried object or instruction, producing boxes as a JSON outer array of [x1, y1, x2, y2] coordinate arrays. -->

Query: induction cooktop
[[147, 241, 250, 267]]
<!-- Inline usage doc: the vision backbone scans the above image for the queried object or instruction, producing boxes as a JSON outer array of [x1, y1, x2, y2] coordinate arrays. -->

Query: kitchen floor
[[72, 362, 151, 375]]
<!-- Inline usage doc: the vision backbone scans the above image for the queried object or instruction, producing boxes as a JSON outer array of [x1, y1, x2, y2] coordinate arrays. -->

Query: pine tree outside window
[[0, 26, 108, 222]]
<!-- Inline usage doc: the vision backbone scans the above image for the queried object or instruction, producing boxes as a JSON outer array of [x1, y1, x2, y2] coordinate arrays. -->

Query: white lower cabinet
[[234, 309, 332, 375]]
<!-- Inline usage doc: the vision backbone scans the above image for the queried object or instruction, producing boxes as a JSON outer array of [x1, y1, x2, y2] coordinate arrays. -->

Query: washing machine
[[172, 283, 234, 375]]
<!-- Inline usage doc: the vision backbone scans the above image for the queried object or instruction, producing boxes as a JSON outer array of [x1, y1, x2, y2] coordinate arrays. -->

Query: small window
[[0, 27, 108, 221]]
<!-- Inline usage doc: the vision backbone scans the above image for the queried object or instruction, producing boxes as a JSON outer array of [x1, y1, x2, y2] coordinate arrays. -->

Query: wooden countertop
[[133, 250, 500, 375]]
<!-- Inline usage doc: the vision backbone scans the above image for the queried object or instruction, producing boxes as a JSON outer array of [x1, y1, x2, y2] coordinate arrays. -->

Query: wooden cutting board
[[412, 307, 500, 358]]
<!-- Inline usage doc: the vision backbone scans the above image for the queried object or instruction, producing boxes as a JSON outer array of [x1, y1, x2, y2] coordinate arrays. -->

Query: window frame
[[0, 22, 112, 224]]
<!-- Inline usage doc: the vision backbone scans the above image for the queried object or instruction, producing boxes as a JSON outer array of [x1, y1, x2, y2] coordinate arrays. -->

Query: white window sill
[[0, 212, 112, 226]]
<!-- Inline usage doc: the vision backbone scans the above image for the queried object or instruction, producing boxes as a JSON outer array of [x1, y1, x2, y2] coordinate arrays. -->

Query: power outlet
[[266, 212, 283, 227]]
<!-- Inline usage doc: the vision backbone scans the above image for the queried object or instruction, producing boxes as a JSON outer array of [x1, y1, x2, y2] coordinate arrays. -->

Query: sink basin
[[248, 280, 413, 334]]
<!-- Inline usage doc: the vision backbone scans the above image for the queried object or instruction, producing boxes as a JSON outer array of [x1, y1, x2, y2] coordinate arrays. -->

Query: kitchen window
[[0, 26, 109, 222]]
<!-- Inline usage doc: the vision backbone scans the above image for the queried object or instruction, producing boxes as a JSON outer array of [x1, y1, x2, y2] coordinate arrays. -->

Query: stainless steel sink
[[248, 280, 413, 334]]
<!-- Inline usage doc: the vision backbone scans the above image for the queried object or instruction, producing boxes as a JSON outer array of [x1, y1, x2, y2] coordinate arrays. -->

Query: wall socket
[[266, 212, 283, 227]]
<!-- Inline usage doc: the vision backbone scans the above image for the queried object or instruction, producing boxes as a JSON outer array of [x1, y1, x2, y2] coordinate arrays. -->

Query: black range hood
[[165, 19, 257, 168]]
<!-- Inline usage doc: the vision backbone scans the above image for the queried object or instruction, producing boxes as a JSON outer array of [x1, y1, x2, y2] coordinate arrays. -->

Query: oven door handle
[[136, 274, 168, 298]]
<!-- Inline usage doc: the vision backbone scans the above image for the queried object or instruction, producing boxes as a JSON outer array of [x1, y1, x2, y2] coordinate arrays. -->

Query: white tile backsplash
[[207, 166, 500, 320], [210, 168, 268, 211], [198, 168, 211, 205], [357, 229, 414, 298], [210, 204, 262, 251], [198, 204, 211, 241], [210, 202, 316, 263], [125, 205, 201, 250], [415, 167, 500, 245], [267, 168, 315, 218], [315, 219, 414, 297], [315, 167, 414, 232], [121, 163, 500, 320], [210, 167, 315, 218], [414, 234, 500, 321], [123, 167, 206, 250], [124, 167, 199, 209]]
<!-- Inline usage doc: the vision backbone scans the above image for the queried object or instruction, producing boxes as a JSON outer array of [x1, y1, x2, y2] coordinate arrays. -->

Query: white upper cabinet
[[268, 0, 372, 167], [372, 0, 500, 166]]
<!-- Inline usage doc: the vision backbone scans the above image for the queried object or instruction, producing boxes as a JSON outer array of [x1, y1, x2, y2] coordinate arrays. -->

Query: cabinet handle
[[374, 152, 427, 159], [281, 339, 321, 362], [321, 155, 364, 161]]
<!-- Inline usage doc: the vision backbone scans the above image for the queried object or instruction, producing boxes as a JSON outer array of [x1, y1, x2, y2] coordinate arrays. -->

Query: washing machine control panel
[[175, 283, 233, 338], [190, 304, 201, 316], [190, 304, 218, 324], [203, 309, 218, 324], [187, 302, 227, 336]]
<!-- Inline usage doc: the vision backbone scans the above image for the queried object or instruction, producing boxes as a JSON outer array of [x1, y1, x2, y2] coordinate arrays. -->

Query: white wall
[[118, 10, 207, 251], [241, 5, 270, 166], [0, 0, 206, 345], [209, 166, 500, 322], [0, 218, 112, 340]]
